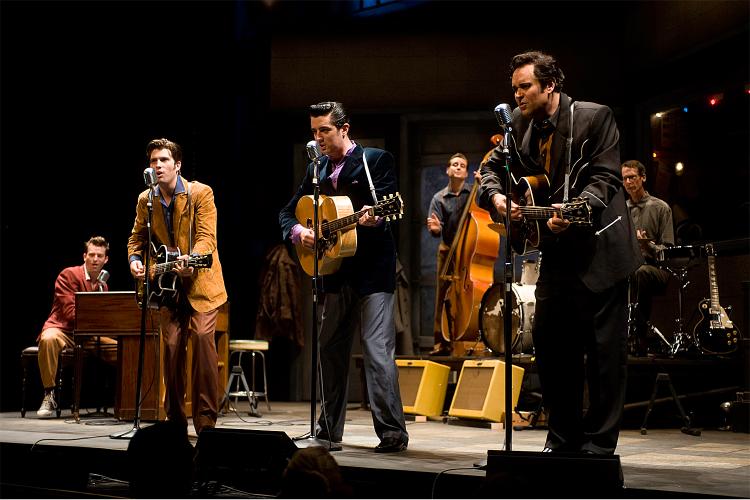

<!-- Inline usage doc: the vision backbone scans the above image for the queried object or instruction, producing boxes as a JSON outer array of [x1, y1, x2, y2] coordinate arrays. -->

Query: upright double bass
[[438, 136, 503, 342]]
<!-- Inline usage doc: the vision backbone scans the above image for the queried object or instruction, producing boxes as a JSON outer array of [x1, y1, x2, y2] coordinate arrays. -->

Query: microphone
[[494, 103, 513, 130], [306, 140, 322, 162], [143, 167, 157, 187], [98, 269, 110, 283]]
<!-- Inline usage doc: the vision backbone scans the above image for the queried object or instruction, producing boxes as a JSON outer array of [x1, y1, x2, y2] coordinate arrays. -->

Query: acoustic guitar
[[135, 243, 213, 309], [505, 173, 592, 255], [693, 243, 739, 355], [294, 193, 403, 276]]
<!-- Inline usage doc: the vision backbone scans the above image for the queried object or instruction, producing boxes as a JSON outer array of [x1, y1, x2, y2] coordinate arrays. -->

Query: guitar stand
[[640, 372, 701, 436], [664, 265, 697, 357], [513, 391, 546, 431]]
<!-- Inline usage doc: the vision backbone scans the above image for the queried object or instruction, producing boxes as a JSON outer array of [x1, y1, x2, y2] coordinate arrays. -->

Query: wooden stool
[[20, 346, 75, 418], [220, 339, 271, 417]]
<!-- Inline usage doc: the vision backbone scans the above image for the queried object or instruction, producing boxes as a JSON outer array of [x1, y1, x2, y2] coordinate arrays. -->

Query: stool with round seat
[[220, 339, 271, 417]]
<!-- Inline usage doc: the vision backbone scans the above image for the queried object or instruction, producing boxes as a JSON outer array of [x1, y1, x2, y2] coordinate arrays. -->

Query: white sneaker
[[36, 392, 57, 417]]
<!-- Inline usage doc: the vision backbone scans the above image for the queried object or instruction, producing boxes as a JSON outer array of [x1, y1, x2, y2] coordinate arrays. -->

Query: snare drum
[[479, 283, 535, 355], [519, 260, 540, 286], [657, 245, 702, 269]]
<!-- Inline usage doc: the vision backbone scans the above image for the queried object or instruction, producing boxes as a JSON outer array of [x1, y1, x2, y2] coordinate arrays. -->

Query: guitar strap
[[361, 147, 379, 206], [563, 101, 575, 204], [362, 147, 400, 260], [186, 178, 193, 253]]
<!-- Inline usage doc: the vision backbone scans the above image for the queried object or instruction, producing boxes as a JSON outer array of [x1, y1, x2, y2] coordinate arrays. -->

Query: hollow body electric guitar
[[693, 243, 739, 355], [135, 243, 213, 309], [506, 173, 592, 255], [294, 193, 404, 276]]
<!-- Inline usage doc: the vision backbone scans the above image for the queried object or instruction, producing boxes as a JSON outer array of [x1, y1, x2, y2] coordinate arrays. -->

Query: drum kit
[[628, 244, 705, 357], [478, 257, 538, 355], [478, 243, 726, 358]]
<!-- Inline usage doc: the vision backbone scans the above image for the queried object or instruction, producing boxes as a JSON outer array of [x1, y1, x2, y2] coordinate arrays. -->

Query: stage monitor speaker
[[397, 359, 450, 416], [448, 359, 524, 422], [195, 428, 298, 494], [482, 450, 623, 497]]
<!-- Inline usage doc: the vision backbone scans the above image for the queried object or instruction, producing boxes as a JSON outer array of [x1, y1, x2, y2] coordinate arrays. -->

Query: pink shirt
[[291, 143, 357, 244]]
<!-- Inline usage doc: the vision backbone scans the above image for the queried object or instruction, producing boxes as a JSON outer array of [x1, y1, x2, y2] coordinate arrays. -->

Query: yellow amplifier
[[396, 359, 450, 417], [448, 359, 525, 422]]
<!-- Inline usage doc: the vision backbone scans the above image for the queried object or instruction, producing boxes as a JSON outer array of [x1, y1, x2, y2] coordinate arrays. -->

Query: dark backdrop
[[2, 0, 748, 411]]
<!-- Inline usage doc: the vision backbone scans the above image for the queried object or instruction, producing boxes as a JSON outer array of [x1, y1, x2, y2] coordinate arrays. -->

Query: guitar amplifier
[[397, 360, 450, 417], [448, 359, 524, 422]]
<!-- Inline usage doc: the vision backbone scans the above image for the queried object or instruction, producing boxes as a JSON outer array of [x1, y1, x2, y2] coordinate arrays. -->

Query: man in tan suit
[[128, 138, 227, 435]]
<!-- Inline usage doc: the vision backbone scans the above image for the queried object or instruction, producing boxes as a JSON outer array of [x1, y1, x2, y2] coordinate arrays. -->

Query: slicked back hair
[[309, 101, 349, 129]]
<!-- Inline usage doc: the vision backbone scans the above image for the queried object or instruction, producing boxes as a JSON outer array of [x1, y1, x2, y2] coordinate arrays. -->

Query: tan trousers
[[37, 327, 117, 389], [159, 305, 219, 435]]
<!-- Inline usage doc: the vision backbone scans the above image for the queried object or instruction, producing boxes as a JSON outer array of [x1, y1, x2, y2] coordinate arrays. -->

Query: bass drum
[[479, 283, 536, 355]]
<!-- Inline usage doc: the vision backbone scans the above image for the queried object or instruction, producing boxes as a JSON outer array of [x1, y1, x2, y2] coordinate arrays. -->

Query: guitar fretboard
[[322, 207, 373, 233], [519, 206, 561, 220], [707, 245, 720, 309], [152, 258, 201, 276]]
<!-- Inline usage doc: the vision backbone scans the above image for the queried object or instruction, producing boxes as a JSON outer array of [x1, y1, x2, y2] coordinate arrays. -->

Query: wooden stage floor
[[0, 401, 748, 498]]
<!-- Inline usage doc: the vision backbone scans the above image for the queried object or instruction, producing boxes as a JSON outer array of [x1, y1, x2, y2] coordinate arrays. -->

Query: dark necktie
[[535, 120, 555, 173]]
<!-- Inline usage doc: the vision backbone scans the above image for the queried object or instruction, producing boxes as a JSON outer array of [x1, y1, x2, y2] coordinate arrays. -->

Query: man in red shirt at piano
[[36, 236, 117, 417]]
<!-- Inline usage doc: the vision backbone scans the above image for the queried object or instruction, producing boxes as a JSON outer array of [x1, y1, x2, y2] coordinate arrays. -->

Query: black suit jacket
[[479, 93, 642, 292], [279, 144, 397, 295]]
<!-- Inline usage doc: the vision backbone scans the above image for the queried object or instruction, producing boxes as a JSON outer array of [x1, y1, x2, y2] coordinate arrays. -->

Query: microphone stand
[[501, 130, 514, 452], [293, 156, 341, 451], [111, 188, 154, 439]]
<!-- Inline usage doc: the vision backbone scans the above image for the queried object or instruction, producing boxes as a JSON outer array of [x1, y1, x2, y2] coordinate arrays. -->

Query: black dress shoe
[[374, 437, 407, 453], [315, 430, 341, 443]]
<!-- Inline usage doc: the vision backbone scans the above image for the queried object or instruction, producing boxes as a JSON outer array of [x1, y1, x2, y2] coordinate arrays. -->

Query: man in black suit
[[279, 101, 408, 453], [479, 51, 642, 454]]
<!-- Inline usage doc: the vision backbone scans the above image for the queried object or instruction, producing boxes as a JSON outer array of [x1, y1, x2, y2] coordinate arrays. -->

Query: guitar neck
[[707, 254, 720, 309], [152, 257, 199, 276], [323, 207, 373, 233], [519, 205, 560, 220]]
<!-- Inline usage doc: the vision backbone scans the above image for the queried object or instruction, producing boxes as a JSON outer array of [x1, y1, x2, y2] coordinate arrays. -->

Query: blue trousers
[[317, 288, 408, 444]]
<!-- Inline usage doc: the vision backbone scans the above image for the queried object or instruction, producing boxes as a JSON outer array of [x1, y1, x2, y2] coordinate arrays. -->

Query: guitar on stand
[[693, 243, 740, 355]]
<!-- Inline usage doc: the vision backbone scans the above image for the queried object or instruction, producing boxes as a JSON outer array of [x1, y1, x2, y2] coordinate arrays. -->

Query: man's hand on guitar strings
[[547, 203, 572, 234], [300, 227, 316, 250], [130, 259, 145, 279], [491, 193, 523, 221]]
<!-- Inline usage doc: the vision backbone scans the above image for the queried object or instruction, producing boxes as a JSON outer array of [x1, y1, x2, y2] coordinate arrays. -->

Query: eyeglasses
[[623, 175, 641, 181]]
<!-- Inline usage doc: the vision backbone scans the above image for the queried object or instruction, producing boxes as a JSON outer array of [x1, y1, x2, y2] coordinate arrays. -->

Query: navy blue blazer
[[279, 144, 398, 295]]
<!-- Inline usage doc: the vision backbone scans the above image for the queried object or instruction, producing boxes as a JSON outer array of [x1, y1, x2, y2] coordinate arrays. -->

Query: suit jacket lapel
[[549, 93, 572, 183], [336, 144, 363, 188], [173, 177, 190, 253]]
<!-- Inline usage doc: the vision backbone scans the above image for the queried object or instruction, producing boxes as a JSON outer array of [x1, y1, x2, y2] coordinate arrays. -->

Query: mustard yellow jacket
[[127, 176, 227, 312]]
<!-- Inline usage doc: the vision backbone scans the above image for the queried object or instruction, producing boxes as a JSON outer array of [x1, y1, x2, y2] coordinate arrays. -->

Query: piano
[[73, 291, 229, 422]]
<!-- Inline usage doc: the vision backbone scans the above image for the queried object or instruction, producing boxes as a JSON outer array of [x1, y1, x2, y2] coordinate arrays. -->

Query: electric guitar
[[294, 192, 404, 276], [135, 243, 213, 309], [693, 243, 739, 355], [506, 174, 593, 255]]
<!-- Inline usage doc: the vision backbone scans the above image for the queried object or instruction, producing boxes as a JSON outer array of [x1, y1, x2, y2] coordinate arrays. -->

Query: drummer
[[622, 160, 674, 354]]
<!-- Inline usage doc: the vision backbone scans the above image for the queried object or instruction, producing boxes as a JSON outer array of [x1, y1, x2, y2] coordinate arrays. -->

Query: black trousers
[[533, 271, 628, 454]]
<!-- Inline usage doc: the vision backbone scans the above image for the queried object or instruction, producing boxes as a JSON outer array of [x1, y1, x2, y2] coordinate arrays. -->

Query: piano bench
[[20, 346, 75, 418]]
